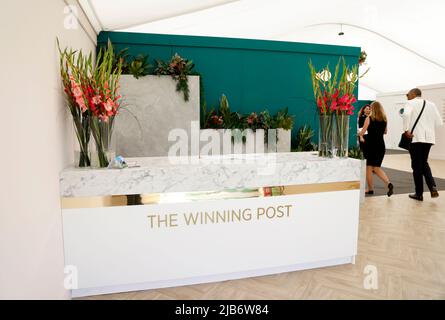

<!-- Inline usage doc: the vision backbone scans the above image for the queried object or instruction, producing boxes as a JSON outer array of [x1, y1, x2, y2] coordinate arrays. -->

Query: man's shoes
[[387, 183, 394, 197], [431, 188, 439, 198], [409, 194, 423, 201], [365, 190, 374, 195]]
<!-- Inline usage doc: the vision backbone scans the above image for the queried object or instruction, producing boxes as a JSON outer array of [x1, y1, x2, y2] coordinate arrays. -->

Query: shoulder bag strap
[[410, 100, 426, 134]]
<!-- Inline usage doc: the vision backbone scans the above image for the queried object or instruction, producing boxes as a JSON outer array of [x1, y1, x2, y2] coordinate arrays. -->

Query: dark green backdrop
[[98, 31, 361, 146]]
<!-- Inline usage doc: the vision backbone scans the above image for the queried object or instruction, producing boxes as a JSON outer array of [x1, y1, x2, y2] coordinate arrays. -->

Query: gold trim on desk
[[61, 181, 360, 209]]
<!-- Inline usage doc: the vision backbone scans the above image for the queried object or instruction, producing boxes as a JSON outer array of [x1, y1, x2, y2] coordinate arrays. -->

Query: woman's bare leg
[[373, 167, 390, 186], [366, 166, 374, 191]]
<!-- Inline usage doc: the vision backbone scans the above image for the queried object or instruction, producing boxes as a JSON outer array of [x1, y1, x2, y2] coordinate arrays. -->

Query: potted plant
[[293, 126, 316, 152], [273, 107, 294, 153]]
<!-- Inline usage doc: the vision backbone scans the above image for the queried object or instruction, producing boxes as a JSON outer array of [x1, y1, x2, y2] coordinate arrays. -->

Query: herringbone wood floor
[[80, 155, 445, 300]]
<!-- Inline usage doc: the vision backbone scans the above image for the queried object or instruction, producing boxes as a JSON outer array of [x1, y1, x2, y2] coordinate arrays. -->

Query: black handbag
[[398, 100, 426, 150]]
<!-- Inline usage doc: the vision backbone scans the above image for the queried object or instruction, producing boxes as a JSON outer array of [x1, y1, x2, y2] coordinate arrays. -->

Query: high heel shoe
[[387, 183, 394, 197]]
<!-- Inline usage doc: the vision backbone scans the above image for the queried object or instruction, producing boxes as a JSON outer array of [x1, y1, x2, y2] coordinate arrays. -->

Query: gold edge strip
[[61, 181, 360, 209]]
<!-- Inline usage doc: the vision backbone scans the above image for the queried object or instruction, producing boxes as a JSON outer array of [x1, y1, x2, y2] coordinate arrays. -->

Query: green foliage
[[105, 46, 150, 79], [201, 100, 214, 129], [128, 54, 151, 79], [292, 126, 316, 152], [203, 95, 294, 133], [348, 146, 364, 159], [112, 48, 130, 74], [359, 50, 367, 65], [155, 53, 195, 101], [218, 95, 245, 129], [273, 107, 294, 130]]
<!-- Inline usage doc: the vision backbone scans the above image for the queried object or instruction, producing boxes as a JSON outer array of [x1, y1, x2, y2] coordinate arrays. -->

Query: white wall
[[0, 0, 96, 299], [377, 85, 445, 159], [376, 91, 407, 150]]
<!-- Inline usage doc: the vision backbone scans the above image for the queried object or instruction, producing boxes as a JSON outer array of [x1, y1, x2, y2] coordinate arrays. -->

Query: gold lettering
[[242, 208, 252, 221], [205, 211, 215, 224], [170, 214, 178, 227], [276, 205, 285, 218], [285, 204, 292, 217], [183, 212, 199, 225], [147, 215, 157, 228], [256, 207, 265, 219], [232, 209, 241, 222], [216, 210, 227, 223]]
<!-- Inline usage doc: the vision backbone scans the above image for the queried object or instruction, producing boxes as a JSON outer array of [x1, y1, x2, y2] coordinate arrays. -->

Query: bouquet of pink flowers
[[58, 43, 93, 167], [59, 40, 122, 167]]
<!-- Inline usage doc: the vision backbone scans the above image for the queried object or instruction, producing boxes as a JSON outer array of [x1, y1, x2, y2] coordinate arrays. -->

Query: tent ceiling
[[80, 0, 445, 98]]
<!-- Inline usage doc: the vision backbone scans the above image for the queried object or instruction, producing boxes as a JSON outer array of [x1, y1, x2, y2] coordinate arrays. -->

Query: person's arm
[[384, 122, 388, 135], [359, 117, 370, 142], [402, 102, 414, 138]]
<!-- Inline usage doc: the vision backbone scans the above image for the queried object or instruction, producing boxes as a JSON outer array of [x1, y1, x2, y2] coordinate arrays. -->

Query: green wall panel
[[98, 31, 361, 147]]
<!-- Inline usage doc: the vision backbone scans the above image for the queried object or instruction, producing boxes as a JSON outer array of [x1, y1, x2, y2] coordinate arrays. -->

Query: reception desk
[[60, 152, 361, 298]]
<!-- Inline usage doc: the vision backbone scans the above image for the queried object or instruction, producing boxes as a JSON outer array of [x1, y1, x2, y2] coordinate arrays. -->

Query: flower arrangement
[[308, 57, 360, 157], [203, 95, 293, 132], [308, 58, 357, 116], [58, 41, 92, 167], [155, 53, 195, 101], [59, 40, 122, 168], [89, 42, 122, 167]]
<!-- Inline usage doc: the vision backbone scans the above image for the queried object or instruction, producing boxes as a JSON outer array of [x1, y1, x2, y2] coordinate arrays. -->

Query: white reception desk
[[60, 152, 361, 298]]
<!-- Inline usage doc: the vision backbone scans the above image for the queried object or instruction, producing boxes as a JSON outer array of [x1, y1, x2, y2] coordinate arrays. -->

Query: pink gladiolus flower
[[103, 98, 114, 112], [99, 114, 109, 122], [76, 97, 88, 113], [91, 95, 101, 105]]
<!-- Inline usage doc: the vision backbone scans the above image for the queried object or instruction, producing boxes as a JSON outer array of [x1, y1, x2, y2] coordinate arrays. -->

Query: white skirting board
[[71, 256, 354, 298]]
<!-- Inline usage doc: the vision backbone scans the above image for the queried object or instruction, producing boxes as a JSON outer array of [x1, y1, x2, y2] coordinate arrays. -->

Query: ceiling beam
[[302, 22, 445, 71], [77, 0, 103, 33]]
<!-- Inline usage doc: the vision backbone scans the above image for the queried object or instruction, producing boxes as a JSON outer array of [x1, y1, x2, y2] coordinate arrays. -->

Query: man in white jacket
[[403, 88, 443, 201]]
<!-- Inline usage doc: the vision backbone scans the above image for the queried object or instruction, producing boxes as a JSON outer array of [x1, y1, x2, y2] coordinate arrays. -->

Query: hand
[[360, 136, 365, 143], [404, 131, 414, 139]]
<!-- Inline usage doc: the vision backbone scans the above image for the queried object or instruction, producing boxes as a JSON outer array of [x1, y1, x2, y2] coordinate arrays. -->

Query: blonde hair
[[370, 101, 387, 122]]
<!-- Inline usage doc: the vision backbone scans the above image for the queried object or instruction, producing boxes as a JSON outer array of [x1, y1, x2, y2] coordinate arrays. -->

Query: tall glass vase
[[90, 117, 115, 168], [72, 112, 91, 167], [318, 113, 334, 158], [335, 113, 350, 158]]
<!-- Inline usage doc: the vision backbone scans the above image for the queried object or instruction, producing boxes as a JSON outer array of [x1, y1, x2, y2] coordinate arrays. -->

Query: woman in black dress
[[359, 101, 394, 196], [357, 104, 371, 155]]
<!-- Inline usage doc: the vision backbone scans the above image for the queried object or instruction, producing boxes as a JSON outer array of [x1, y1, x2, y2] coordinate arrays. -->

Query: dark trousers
[[409, 143, 436, 196]]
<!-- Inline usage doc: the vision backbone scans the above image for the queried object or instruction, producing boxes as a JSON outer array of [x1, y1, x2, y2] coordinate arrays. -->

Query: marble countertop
[[60, 152, 361, 197]]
